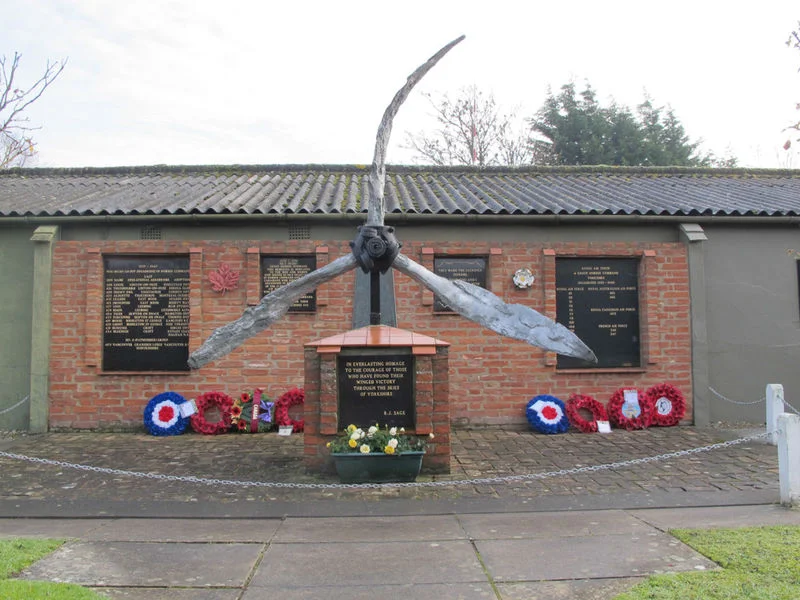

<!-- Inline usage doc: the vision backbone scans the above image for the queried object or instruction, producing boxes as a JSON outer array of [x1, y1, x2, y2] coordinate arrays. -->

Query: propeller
[[188, 35, 596, 369]]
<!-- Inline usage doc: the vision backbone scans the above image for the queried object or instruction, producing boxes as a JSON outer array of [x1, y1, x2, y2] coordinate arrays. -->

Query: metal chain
[[708, 387, 766, 405], [0, 430, 771, 490], [0, 396, 29, 416], [707, 385, 800, 415]]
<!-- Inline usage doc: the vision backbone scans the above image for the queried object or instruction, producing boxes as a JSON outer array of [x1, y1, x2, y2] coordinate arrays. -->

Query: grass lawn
[[0, 539, 107, 599], [614, 525, 800, 600]]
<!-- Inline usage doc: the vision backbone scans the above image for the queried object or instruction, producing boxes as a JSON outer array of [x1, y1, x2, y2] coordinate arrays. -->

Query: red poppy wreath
[[190, 391, 234, 435], [645, 383, 686, 427], [607, 387, 651, 430], [566, 394, 608, 433], [274, 387, 305, 433]]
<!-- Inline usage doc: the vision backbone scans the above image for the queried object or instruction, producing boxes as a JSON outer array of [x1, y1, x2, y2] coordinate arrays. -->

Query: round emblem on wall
[[513, 268, 535, 288]]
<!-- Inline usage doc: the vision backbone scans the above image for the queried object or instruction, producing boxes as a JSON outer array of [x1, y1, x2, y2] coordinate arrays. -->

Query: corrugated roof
[[1, 164, 799, 218]]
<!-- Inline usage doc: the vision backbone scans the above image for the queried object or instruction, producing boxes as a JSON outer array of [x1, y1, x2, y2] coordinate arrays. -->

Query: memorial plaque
[[433, 256, 487, 312], [555, 258, 640, 369], [338, 354, 414, 428], [261, 255, 316, 311], [103, 256, 190, 371]]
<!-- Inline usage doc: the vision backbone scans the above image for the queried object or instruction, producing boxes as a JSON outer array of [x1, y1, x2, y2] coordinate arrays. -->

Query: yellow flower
[[384, 445, 395, 454], [348, 439, 358, 448], [346, 424, 357, 434], [326, 442, 331, 448], [359, 444, 370, 454]]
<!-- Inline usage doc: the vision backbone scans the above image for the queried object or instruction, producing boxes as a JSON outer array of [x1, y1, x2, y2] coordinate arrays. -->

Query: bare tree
[[785, 24, 800, 152], [1, 52, 67, 168], [404, 85, 535, 166]]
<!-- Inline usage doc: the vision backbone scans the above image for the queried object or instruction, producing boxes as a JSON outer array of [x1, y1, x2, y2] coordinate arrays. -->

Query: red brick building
[[3, 165, 799, 432]]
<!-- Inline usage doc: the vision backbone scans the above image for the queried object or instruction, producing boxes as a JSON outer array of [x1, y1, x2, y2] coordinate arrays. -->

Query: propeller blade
[[392, 254, 597, 362], [188, 254, 358, 368]]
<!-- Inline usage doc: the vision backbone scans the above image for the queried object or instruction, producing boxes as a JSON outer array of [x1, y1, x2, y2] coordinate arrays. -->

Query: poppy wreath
[[143, 391, 190, 436], [190, 391, 234, 435], [525, 394, 570, 434], [274, 387, 305, 433], [566, 393, 608, 433], [607, 387, 652, 430], [645, 383, 686, 427]]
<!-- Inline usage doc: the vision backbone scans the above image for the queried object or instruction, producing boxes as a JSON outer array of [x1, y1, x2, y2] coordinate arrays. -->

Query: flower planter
[[331, 451, 424, 483]]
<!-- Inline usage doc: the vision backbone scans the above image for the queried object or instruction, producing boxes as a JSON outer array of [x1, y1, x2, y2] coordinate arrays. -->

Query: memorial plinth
[[304, 325, 451, 474]]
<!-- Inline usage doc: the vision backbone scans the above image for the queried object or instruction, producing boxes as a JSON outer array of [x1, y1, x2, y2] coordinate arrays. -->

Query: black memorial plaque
[[338, 354, 414, 428], [103, 256, 190, 371], [555, 258, 640, 369], [433, 256, 487, 312], [261, 255, 316, 311]]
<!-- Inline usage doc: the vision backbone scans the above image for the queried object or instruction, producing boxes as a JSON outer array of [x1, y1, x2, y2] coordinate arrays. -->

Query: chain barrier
[[0, 396, 29, 416], [707, 387, 765, 405], [0, 430, 771, 490], [708, 386, 800, 416]]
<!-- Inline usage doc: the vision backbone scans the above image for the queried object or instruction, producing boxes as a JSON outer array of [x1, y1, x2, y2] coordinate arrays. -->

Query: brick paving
[[0, 425, 778, 510]]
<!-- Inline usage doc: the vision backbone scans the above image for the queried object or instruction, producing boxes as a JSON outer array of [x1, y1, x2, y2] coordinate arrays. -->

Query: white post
[[777, 413, 800, 506], [766, 384, 785, 445]]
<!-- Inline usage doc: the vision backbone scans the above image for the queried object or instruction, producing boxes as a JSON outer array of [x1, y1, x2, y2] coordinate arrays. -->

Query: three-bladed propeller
[[188, 36, 596, 369]]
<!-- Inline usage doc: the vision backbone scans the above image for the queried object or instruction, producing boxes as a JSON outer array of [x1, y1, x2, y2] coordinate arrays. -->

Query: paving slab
[[458, 510, 652, 539], [19, 541, 261, 587], [242, 582, 496, 600], [274, 514, 465, 542], [82, 518, 281, 542], [474, 531, 717, 581], [495, 577, 644, 600], [250, 540, 484, 587], [629, 504, 800, 530], [0, 518, 114, 538], [96, 589, 240, 600]]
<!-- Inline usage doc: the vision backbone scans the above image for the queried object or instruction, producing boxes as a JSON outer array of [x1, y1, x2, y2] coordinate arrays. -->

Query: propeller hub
[[350, 225, 402, 274]]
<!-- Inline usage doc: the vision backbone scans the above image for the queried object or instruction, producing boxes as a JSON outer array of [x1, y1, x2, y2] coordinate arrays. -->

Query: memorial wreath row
[[526, 384, 686, 435], [143, 387, 304, 436]]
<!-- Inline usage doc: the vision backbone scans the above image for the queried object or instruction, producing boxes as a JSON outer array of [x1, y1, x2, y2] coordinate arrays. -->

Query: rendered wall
[[46, 221, 692, 429], [703, 225, 800, 422], [0, 226, 34, 430]]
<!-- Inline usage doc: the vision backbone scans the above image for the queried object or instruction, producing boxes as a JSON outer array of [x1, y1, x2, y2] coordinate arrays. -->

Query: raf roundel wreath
[[566, 393, 608, 433], [526, 395, 570, 434], [607, 387, 651, 430], [144, 392, 189, 436], [191, 391, 234, 435], [274, 387, 305, 433], [645, 383, 686, 427]]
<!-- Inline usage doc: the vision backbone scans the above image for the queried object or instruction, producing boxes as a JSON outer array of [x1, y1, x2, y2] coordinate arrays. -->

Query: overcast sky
[[5, 1, 800, 169]]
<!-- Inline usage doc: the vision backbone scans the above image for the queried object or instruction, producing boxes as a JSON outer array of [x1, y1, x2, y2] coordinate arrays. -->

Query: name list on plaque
[[555, 258, 640, 369], [433, 256, 487, 312], [103, 256, 190, 371], [338, 354, 414, 428], [261, 255, 316, 311]]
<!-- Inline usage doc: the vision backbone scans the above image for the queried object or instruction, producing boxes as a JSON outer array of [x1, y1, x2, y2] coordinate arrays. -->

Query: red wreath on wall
[[566, 394, 609, 433], [645, 383, 686, 427], [607, 387, 652, 430], [274, 387, 305, 433], [190, 391, 234, 435]]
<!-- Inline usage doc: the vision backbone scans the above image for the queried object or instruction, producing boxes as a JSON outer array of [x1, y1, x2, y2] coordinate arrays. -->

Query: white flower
[[399, 427, 405, 433], [368, 425, 378, 434], [388, 438, 399, 449], [359, 444, 371, 454], [356, 428, 365, 439], [429, 432, 435, 439], [349, 431, 361, 441], [389, 427, 397, 436]]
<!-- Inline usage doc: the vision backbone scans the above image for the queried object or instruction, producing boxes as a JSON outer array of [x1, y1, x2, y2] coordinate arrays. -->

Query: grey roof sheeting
[[1, 164, 800, 219]]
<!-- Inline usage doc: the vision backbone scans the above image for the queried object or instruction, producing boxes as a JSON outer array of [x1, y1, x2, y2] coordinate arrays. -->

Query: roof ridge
[[3, 164, 800, 178]]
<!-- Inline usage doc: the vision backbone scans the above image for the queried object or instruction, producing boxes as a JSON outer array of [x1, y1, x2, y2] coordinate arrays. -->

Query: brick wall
[[47, 238, 691, 429]]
